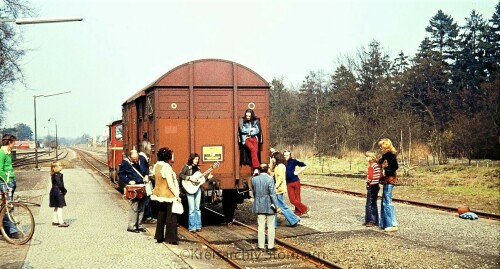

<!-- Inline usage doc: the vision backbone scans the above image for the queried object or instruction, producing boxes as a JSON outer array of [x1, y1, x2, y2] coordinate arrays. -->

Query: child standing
[[49, 162, 69, 227], [364, 151, 380, 227]]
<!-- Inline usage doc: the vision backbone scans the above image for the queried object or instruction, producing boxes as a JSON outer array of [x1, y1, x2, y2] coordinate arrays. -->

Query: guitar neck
[[201, 167, 214, 178]]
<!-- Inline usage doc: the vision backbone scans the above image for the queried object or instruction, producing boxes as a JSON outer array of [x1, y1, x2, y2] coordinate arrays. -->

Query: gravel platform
[[1, 164, 189, 269], [229, 186, 500, 268]]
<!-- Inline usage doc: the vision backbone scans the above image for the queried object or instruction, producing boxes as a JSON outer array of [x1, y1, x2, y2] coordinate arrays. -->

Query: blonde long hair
[[50, 162, 62, 176], [378, 138, 397, 154]]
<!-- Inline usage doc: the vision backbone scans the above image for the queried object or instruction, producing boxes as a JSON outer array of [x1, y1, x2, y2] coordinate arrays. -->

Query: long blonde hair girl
[[378, 138, 397, 154]]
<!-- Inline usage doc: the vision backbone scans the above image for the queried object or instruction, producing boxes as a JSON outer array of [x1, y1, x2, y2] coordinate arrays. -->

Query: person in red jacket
[[364, 151, 381, 227]]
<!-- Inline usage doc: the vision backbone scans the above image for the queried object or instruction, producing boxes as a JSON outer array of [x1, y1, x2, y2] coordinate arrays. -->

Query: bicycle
[[0, 175, 35, 245]]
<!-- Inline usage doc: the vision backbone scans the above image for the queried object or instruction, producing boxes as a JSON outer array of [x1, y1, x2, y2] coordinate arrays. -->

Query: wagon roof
[[123, 58, 269, 105]]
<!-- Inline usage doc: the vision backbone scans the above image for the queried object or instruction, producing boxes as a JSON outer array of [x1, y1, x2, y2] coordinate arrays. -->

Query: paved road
[[3, 166, 189, 269]]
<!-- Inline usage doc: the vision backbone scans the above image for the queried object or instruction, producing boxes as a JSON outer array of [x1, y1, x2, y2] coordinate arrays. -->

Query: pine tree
[[425, 10, 460, 65], [454, 10, 488, 114], [481, 2, 500, 80]]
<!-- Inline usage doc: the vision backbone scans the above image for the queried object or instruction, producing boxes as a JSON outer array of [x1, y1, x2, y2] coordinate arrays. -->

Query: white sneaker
[[384, 226, 398, 232]]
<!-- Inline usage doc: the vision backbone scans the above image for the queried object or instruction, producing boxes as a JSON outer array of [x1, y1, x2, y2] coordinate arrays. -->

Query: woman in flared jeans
[[187, 188, 202, 231], [378, 138, 399, 232], [380, 184, 397, 228]]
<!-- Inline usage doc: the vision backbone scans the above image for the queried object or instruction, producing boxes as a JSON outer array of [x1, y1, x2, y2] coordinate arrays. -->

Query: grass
[[299, 155, 500, 214]]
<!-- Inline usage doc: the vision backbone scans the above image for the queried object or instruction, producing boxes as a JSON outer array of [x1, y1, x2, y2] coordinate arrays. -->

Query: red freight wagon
[[112, 59, 270, 221]]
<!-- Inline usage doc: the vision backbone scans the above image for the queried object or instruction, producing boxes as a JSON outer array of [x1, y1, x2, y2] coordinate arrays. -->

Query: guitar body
[[181, 161, 220, 195], [182, 171, 206, 194]]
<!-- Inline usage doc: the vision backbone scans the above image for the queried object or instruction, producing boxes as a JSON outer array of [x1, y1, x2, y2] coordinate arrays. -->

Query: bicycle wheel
[[0, 202, 35, 245]]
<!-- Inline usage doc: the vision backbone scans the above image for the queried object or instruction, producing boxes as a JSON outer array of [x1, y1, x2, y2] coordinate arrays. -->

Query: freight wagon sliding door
[[123, 103, 138, 155], [155, 88, 190, 173], [193, 88, 235, 189]]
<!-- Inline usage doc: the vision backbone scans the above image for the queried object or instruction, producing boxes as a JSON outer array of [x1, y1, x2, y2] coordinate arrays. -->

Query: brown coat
[[151, 161, 178, 203]]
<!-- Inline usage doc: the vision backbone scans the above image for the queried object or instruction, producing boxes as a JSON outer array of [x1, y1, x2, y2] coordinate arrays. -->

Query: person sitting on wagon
[[238, 108, 262, 175], [118, 148, 149, 233]]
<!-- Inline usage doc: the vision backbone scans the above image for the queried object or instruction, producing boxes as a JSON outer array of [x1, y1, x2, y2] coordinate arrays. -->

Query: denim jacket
[[251, 173, 278, 215], [239, 118, 261, 144]]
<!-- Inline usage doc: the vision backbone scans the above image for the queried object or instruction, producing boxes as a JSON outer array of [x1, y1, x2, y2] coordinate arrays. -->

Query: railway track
[[301, 182, 500, 220], [187, 206, 344, 269], [72, 147, 110, 179], [13, 149, 68, 167]]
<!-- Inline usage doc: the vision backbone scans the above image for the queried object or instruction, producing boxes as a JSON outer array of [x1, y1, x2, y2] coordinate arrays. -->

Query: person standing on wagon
[[118, 149, 149, 233], [49, 162, 69, 227], [283, 150, 310, 218], [239, 109, 262, 175]]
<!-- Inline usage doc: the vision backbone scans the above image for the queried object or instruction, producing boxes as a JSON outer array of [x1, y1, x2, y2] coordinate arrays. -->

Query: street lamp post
[[48, 118, 58, 161], [1, 16, 81, 169], [34, 91, 70, 169], [0, 17, 83, 24]]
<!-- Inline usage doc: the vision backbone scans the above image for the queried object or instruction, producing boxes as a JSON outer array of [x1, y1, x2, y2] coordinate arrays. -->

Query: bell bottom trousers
[[380, 184, 398, 228], [286, 180, 308, 216], [155, 202, 178, 243], [244, 137, 260, 168], [275, 193, 300, 226], [187, 189, 202, 231]]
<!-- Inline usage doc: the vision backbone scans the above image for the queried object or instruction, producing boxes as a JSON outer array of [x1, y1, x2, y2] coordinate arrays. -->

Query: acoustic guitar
[[182, 161, 220, 194]]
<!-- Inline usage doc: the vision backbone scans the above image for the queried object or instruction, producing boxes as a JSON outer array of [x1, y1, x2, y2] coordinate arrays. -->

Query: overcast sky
[[2, 0, 497, 139]]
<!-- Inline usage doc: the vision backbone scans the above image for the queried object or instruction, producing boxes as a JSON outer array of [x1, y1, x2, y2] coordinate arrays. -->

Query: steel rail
[[177, 226, 244, 269], [74, 148, 110, 179], [301, 183, 500, 220], [203, 207, 344, 269], [13, 150, 68, 167], [75, 148, 108, 167]]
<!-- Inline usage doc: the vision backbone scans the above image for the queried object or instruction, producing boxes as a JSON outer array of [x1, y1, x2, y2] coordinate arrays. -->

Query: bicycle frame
[[0, 174, 36, 245]]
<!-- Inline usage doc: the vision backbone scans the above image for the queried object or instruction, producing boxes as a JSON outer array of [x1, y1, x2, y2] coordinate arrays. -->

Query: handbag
[[380, 174, 398, 185], [145, 181, 153, 196], [172, 200, 184, 214], [124, 184, 146, 200]]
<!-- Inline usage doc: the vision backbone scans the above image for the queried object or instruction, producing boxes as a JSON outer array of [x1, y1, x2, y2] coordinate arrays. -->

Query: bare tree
[[0, 0, 35, 126]]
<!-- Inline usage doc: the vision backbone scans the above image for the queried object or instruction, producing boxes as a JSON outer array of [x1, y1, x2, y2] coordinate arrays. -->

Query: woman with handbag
[[151, 147, 180, 244], [378, 138, 399, 232]]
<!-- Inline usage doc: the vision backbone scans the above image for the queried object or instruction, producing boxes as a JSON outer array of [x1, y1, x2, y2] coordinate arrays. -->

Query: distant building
[[14, 140, 30, 149]]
